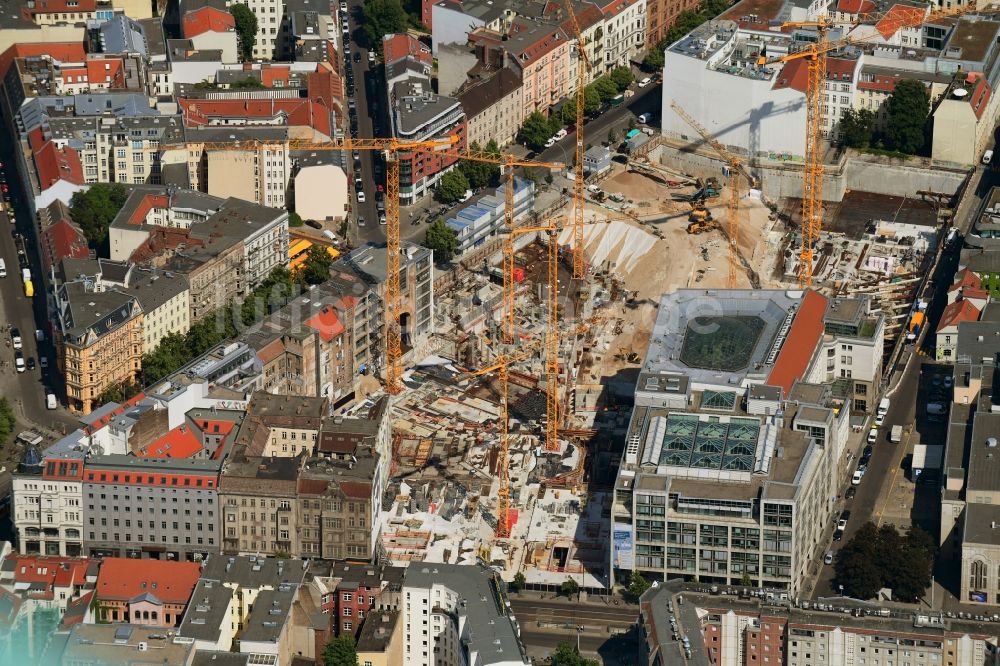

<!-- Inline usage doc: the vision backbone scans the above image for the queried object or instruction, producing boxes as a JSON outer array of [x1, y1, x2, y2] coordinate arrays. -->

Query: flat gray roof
[[967, 411, 1000, 493], [202, 553, 308, 588], [59, 624, 194, 664]]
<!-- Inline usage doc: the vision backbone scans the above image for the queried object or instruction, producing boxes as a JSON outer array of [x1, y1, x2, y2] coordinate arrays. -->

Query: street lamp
[[839, 584, 844, 597]]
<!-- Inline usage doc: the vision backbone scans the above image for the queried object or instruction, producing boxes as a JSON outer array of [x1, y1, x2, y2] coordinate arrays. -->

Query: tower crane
[[178, 135, 458, 393], [670, 100, 759, 288], [430, 147, 562, 344], [562, 0, 590, 279], [758, 2, 971, 286], [461, 345, 540, 539]]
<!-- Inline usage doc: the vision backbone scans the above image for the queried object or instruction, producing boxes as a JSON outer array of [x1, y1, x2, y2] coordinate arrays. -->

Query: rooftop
[[240, 584, 298, 644], [177, 578, 232, 643], [356, 610, 400, 653], [58, 624, 195, 665], [201, 553, 308, 589], [96, 558, 201, 604], [967, 411, 1000, 493]]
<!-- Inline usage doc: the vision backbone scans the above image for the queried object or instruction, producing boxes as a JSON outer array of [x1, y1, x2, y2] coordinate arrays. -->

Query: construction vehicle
[[673, 177, 720, 203], [760, 2, 970, 286], [687, 218, 720, 235], [688, 207, 712, 223], [618, 347, 640, 363]]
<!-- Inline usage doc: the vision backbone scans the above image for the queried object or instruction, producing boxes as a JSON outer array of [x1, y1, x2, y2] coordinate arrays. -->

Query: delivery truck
[[890, 425, 903, 443]]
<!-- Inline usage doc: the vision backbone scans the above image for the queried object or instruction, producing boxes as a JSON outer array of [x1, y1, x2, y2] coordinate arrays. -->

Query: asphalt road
[[0, 137, 78, 440], [510, 596, 638, 628]]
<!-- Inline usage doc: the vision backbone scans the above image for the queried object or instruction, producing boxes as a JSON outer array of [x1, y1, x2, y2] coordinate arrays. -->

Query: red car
[[376, 184, 384, 193]]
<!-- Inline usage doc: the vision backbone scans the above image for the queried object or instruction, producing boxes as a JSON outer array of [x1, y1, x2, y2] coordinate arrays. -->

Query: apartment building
[[109, 187, 289, 319], [401, 564, 529, 666], [37, 200, 90, 277], [218, 445, 381, 561], [457, 67, 524, 148], [321, 561, 404, 636], [0, 553, 94, 612], [644, 0, 699, 47], [58, 258, 191, 354], [445, 177, 536, 255], [226, 0, 284, 59], [504, 19, 572, 118], [12, 450, 86, 557], [804, 296, 885, 414], [93, 557, 202, 627], [612, 290, 851, 595], [641, 584, 996, 666], [340, 242, 435, 365], [599, 0, 647, 72], [82, 455, 223, 561], [230, 393, 327, 458], [54, 280, 144, 414], [239, 280, 358, 403], [45, 114, 185, 186], [182, 6, 239, 63]]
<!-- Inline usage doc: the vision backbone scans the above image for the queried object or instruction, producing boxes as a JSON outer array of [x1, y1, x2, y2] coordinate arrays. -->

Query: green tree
[[642, 47, 664, 71], [740, 572, 753, 588], [69, 183, 129, 251], [882, 79, 930, 154], [608, 128, 620, 145], [581, 86, 602, 115], [0, 397, 16, 446], [838, 108, 876, 149], [231, 76, 265, 89], [300, 245, 333, 285], [193, 78, 219, 90], [424, 218, 458, 262], [609, 66, 634, 91], [519, 111, 553, 151], [323, 634, 359, 666], [560, 577, 580, 598], [435, 169, 469, 204], [288, 211, 304, 227], [230, 4, 258, 61], [511, 571, 526, 593], [459, 140, 501, 188], [592, 76, 619, 102], [360, 0, 409, 51], [95, 380, 141, 406], [522, 167, 540, 186], [550, 641, 600, 666], [833, 522, 934, 602], [625, 571, 651, 602]]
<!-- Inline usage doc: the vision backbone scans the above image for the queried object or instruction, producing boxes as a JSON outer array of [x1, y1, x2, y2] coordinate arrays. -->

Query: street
[[0, 135, 78, 442], [510, 596, 641, 663]]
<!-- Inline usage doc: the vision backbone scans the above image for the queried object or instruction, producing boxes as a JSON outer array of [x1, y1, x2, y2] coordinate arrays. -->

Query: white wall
[[294, 165, 348, 221], [189, 32, 239, 64], [170, 61, 226, 86], [430, 4, 485, 56], [662, 49, 808, 159]]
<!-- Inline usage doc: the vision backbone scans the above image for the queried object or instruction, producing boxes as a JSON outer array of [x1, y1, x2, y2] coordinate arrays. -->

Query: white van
[[984, 149, 994, 165], [877, 398, 890, 417], [0, 258, 6, 278], [46, 393, 57, 409]]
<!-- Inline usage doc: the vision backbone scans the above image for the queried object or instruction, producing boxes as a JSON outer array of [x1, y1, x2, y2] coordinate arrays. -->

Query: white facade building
[[13, 456, 85, 557]]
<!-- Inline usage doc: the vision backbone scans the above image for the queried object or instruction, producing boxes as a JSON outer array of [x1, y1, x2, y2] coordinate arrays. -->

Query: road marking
[[875, 426, 913, 527]]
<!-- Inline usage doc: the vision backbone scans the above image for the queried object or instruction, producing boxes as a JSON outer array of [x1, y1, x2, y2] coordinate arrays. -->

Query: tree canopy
[[625, 571, 651, 602], [520, 111, 554, 151], [230, 4, 258, 61], [609, 66, 634, 91], [0, 397, 16, 448], [550, 642, 600, 666], [360, 0, 424, 50], [323, 634, 359, 666], [69, 183, 129, 252], [459, 140, 501, 189], [424, 218, 458, 262], [299, 245, 334, 285], [560, 577, 580, 597], [883, 79, 930, 154], [434, 169, 469, 204], [838, 108, 876, 149], [833, 522, 935, 602]]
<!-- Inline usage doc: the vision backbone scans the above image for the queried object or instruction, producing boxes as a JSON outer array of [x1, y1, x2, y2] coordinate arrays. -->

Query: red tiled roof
[[382, 33, 431, 67], [937, 299, 980, 332], [127, 193, 170, 226], [857, 69, 901, 93], [963, 287, 989, 300], [179, 98, 332, 138], [305, 306, 345, 342], [339, 481, 372, 499], [599, 0, 640, 18], [193, 419, 237, 438], [308, 65, 341, 107], [136, 424, 204, 459], [968, 73, 992, 121], [34, 141, 84, 189], [260, 64, 291, 87], [257, 337, 285, 364], [298, 478, 330, 494], [84, 393, 148, 433], [509, 21, 568, 66], [766, 291, 828, 396], [7, 555, 91, 591], [774, 57, 857, 93], [182, 6, 236, 38], [0, 42, 85, 82], [950, 267, 983, 293], [32, 0, 97, 13], [96, 558, 201, 605], [875, 4, 926, 40], [43, 219, 90, 267], [836, 0, 875, 14], [85, 58, 125, 87]]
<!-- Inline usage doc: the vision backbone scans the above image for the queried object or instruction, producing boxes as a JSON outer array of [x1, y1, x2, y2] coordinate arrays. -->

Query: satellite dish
[[953, 88, 969, 98]]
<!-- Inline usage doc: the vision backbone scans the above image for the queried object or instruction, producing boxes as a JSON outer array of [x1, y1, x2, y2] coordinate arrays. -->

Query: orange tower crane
[[181, 136, 457, 393], [670, 100, 758, 287], [759, 3, 970, 286], [562, 0, 590, 279], [463, 346, 539, 539], [427, 147, 562, 344]]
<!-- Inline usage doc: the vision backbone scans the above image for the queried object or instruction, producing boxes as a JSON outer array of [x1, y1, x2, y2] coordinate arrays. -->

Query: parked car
[[845, 486, 857, 499], [39, 356, 48, 369], [824, 551, 834, 565], [638, 113, 650, 124], [11, 327, 21, 349], [306, 219, 323, 230], [833, 529, 844, 542], [874, 412, 885, 426], [26, 356, 35, 371], [638, 76, 652, 87], [14, 351, 24, 372], [867, 428, 878, 444], [851, 470, 864, 485], [357, 215, 366, 227]]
